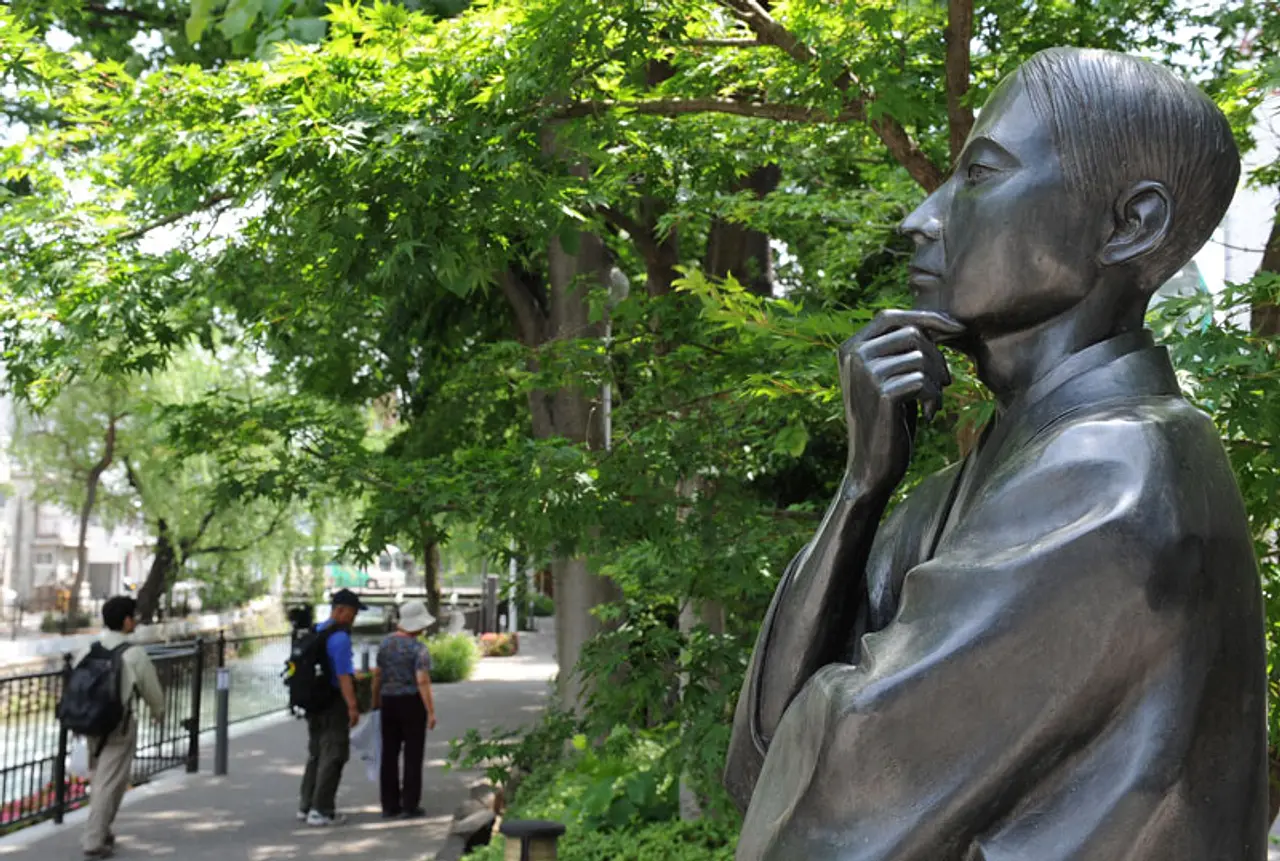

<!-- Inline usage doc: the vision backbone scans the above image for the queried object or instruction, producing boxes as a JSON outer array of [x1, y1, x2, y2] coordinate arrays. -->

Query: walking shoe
[[296, 810, 308, 823], [306, 810, 348, 827], [403, 808, 426, 819], [83, 849, 114, 860], [381, 809, 402, 820]]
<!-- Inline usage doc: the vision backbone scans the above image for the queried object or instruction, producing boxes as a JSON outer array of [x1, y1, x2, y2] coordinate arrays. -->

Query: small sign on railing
[[216, 668, 231, 691]]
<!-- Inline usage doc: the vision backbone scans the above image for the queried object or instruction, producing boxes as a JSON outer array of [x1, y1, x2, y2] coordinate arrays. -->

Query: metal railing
[[0, 631, 293, 833]]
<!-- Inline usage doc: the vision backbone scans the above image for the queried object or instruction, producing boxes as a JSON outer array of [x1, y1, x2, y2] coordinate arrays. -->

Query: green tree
[[6, 1, 1280, 826], [12, 376, 130, 618]]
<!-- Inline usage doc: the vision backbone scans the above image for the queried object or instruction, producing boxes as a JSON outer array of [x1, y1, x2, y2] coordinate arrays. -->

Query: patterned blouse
[[376, 634, 433, 697]]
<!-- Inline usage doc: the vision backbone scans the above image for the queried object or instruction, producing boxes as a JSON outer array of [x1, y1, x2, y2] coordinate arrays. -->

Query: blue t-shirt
[[316, 620, 355, 687]]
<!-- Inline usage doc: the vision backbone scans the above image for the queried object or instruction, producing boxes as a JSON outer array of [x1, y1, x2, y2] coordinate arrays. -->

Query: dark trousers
[[300, 699, 350, 817], [380, 694, 428, 815]]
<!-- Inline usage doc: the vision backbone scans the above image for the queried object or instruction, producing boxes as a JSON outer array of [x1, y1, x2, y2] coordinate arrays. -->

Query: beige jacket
[[74, 631, 167, 726]]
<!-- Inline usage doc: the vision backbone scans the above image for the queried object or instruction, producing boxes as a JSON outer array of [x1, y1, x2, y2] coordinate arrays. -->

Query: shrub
[[479, 632, 518, 657], [531, 593, 555, 617], [40, 612, 92, 633], [423, 632, 479, 684], [469, 818, 737, 861]]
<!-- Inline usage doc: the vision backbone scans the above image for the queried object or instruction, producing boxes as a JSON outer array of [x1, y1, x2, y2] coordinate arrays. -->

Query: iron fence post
[[187, 639, 204, 774], [53, 653, 72, 825], [214, 668, 231, 775], [217, 629, 227, 668]]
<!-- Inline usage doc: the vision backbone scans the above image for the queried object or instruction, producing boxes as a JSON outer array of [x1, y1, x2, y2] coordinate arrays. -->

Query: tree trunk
[[706, 165, 781, 297], [1252, 208, 1280, 336], [70, 416, 118, 620], [423, 540, 442, 621], [136, 518, 176, 624], [500, 156, 623, 710], [545, 222, 622, 713], [673, 475, 729, 820], [944, 0, 975, 163]]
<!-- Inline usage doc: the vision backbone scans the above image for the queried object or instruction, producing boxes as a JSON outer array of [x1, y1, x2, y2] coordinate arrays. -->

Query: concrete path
[[0, 626, 557, 861]]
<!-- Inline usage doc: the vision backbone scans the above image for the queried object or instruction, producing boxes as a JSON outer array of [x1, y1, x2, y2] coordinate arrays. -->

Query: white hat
[[398, 600, 435, 634]]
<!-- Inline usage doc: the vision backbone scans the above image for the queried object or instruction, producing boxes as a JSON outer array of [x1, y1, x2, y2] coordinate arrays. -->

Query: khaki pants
[[82, 720, 137, 853]]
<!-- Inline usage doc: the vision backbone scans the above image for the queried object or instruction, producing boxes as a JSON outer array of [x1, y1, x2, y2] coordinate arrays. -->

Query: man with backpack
[[291, 589, 364, 827], [59, 596, 165, 859]]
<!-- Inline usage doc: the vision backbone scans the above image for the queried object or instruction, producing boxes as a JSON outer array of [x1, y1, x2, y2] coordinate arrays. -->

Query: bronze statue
[[725, 47, 1266, 860]]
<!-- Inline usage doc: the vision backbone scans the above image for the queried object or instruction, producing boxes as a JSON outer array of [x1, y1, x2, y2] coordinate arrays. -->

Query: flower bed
[[479, 632, 519, 658], [0, 776, 90, 834]]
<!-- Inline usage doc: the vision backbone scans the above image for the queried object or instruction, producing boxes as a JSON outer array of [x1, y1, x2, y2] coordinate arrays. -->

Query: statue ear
[[1097, 181, 1173, 268]]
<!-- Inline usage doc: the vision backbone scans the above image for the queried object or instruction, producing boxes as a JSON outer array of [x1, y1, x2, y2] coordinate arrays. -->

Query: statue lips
[[907, 265, 961, 342], [907, 265, 942, 289]]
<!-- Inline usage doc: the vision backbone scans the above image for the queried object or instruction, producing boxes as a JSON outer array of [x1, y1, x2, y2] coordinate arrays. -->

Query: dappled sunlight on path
[[0, 624, 557, 861]]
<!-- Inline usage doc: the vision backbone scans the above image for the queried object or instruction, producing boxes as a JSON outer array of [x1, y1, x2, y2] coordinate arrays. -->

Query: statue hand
[[840, 310, 964, 496]]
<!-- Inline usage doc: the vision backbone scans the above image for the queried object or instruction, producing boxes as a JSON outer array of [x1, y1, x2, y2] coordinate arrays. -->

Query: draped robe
[[725, 332, 1268, 861]]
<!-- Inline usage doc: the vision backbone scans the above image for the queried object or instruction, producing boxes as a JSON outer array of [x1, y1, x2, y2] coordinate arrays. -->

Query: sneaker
[[306, 810, 348, 828], [83, 849, 114, 860], [296, 810, 308, 823], [403, 808, 426, 819]]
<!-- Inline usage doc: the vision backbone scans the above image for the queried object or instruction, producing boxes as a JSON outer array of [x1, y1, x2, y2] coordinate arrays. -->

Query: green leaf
[[558, 226, 581, 256], [571, 733, 587, 751], [219, 0, 263, 40], [286, 17, 329, 44], [186, 0, 218, 43], [774, 421, 809, 458]]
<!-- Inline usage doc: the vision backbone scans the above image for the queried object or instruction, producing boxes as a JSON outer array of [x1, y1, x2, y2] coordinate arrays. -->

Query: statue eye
[[965, 163, 997, 184]]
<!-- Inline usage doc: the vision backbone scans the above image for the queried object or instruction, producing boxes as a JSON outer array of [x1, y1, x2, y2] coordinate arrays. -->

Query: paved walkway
[[0, 626, 557, 861]]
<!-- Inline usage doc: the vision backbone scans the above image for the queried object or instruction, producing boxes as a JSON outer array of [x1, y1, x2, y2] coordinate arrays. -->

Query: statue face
[[901, 74, 1102, 335]]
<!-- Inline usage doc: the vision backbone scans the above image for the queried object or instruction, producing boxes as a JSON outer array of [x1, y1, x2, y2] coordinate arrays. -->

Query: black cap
[[330, 589, 368, 611]]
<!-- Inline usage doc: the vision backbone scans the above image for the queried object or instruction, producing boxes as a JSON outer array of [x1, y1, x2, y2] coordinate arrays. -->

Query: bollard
[[214, 668, 231, 776], [499, 820, 565, 861]]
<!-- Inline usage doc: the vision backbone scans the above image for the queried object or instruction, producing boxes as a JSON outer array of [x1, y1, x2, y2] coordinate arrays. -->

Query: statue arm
[[724, 479, 893, 812], [725, 309, 962, 812]]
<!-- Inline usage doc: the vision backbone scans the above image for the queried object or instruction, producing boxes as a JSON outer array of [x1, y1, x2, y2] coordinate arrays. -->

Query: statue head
[[901, 47, 1240, 342]]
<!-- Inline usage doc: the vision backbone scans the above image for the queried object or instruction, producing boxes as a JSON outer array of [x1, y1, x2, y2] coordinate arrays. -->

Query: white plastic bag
[[68, 736, 92, 780], [350, 712, 381, 783]]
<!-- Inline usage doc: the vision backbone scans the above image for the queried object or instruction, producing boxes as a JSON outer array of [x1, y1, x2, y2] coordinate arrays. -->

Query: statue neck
[[968, 301, 1148, 408]]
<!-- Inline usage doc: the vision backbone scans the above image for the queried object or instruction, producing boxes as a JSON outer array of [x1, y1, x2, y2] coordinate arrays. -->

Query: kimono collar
[[928, 330, 1182, 558], [990, 329, 1181, 460]]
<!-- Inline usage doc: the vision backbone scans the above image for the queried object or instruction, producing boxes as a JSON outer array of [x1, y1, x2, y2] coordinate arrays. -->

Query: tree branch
[[500, 268, 549, 347], [187, 506, 288, 559], [678, 38, 766, 48], [556, 97, 861, 125], [709, 0, 945, 190], [945, 0, 975, 162], [180, 506, 220, 558], [599, 206, 658, 256], [113, 193, 233, 243], [713, 0, 817, 64]]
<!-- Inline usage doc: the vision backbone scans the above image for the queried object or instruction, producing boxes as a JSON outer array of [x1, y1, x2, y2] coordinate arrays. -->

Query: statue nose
[[900, 212, 943, 245]]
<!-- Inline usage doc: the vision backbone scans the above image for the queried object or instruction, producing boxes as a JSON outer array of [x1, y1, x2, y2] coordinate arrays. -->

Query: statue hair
[[1018, 47, 1240, 290]]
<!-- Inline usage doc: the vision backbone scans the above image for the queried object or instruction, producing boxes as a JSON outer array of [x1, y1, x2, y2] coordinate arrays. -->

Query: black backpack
[[284, 625, 338, 715], [57, 642, 131, 740]]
